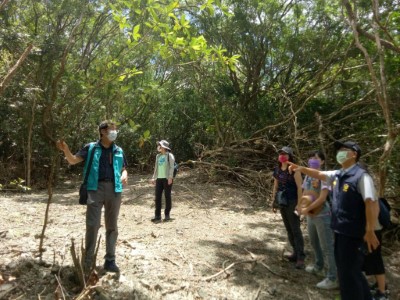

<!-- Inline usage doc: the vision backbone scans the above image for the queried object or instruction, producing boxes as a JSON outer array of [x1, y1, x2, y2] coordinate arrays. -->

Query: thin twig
[[202, 260, 255, 281], [54, 275, 66, 300], [253, 286, 262, 300], [162, 257, 182, 268], [161, 284, 188, 296]]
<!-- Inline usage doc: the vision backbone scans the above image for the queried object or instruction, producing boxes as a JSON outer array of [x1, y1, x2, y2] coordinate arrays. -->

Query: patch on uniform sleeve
[[343, 184, 349, 192]]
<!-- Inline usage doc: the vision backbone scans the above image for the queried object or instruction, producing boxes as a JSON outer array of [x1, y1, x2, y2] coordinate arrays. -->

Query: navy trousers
[[334, 233, 372, 300]]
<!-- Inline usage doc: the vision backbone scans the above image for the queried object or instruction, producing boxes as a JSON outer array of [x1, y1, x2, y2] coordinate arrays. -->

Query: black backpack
[[167, 152, 179, 178]]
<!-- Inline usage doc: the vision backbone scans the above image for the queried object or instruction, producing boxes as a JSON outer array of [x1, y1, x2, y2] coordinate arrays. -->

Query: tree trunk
[[342, 0, 399, 197], [26, 97, 37, 187]]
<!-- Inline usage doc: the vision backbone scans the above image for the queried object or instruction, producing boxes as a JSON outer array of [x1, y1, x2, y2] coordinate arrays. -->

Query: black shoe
[[164, 215, 171, 221], [151, 217, 161, 223], [104, 260, 120, 273], [295, 259, 305, 269], [284, 253, 297, 262]]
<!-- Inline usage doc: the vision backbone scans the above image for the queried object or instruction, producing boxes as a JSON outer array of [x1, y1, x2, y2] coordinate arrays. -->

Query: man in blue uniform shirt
[[288, 141, 379, 300]]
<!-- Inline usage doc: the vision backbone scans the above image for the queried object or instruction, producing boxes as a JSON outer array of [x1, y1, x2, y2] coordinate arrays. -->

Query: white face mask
[[336, 150, 349, 164], [107, 130, 118, 141]]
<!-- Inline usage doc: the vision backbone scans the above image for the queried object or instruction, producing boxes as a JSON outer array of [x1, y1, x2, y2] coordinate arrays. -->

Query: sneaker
[[316, 278, 339, 290], [164, 215, 171, 221], [284, 253, 297, 262], [104, 260, 120, 273], [305, 265, 324, 277], [374, 291, 388, 300], [295, 260, 305, 269], [151, 217, 161, 223], [370, 282, 389, 296], [370, 282, 378, 292]]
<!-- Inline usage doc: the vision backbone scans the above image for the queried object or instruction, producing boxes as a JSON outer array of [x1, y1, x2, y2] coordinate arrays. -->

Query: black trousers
[[155, 178, 172, 218], [279, 201, 305, 260], [363, 230, 385, 275], [334, 233, 372, 300]]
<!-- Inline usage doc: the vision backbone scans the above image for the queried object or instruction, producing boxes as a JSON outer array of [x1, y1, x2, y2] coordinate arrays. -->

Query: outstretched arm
[[56, 140, 83, 165], [288, 162, 328, 182]]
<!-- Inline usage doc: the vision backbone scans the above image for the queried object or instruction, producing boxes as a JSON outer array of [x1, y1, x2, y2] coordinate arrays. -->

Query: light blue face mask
[[336, 150, 349, 164], [107, 130, 118, 141]]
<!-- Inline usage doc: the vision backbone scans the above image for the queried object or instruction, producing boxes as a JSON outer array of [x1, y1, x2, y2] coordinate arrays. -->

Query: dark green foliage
[[0, 0, 399, 198]]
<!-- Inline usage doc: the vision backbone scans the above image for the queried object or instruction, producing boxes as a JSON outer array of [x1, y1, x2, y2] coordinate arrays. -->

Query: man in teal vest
[[57, 120, 128, 273]]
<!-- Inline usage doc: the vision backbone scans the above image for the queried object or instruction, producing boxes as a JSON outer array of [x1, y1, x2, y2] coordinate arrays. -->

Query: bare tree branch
[[342, 0, 399, 196], [0, 43, 33, 96], [342, 0, 400, 54], [0, 0, 9, 11]]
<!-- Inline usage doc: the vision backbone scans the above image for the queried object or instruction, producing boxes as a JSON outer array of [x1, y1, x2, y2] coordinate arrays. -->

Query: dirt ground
[[0, 170, 399, 300]]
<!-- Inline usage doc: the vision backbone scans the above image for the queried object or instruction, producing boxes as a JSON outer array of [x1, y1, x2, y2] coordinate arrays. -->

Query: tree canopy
[[1, 0, 399, 197]]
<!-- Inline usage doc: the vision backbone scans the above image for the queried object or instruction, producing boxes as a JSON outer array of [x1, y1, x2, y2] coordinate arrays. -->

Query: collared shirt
[[322, 164, 377, 203], [76, 142, 128, 181]]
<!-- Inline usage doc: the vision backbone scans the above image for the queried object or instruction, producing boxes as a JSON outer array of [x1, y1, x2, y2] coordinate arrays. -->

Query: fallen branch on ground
[[161, 284, 188, 296], [202, 249, 287, 281], [162, 257, 182, 268], [202, 259, 256, 281]]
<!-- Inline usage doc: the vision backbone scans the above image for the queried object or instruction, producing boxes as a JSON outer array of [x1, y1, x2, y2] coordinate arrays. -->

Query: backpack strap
[[167, 151, 172, 163], [83, 143, 97, 185]]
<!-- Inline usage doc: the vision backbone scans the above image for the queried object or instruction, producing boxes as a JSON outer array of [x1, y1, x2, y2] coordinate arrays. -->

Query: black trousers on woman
[[155, 178, 172, 218], [279, 201, 305, 260]]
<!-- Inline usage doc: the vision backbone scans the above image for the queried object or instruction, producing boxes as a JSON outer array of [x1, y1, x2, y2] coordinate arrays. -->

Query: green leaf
[[175, 37, 185, 46], [191, 45, 201, 51], [143, 130, 151, 139], [166, 1, 179, 13], [180, 14, 190, 29], [149, 8, 159, 23], [132, 25, 141, 41]]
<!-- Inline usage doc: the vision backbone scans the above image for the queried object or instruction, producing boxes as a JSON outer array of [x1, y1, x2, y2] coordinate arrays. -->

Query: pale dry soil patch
[[0, 170, 399, 300]]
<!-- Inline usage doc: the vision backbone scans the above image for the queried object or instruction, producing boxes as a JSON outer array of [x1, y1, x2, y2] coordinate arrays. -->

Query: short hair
[[98, 120, 116, 137]]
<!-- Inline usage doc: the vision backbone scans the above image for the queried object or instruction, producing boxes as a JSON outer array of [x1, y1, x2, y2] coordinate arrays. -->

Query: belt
[[99, 178, 113, 182]]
